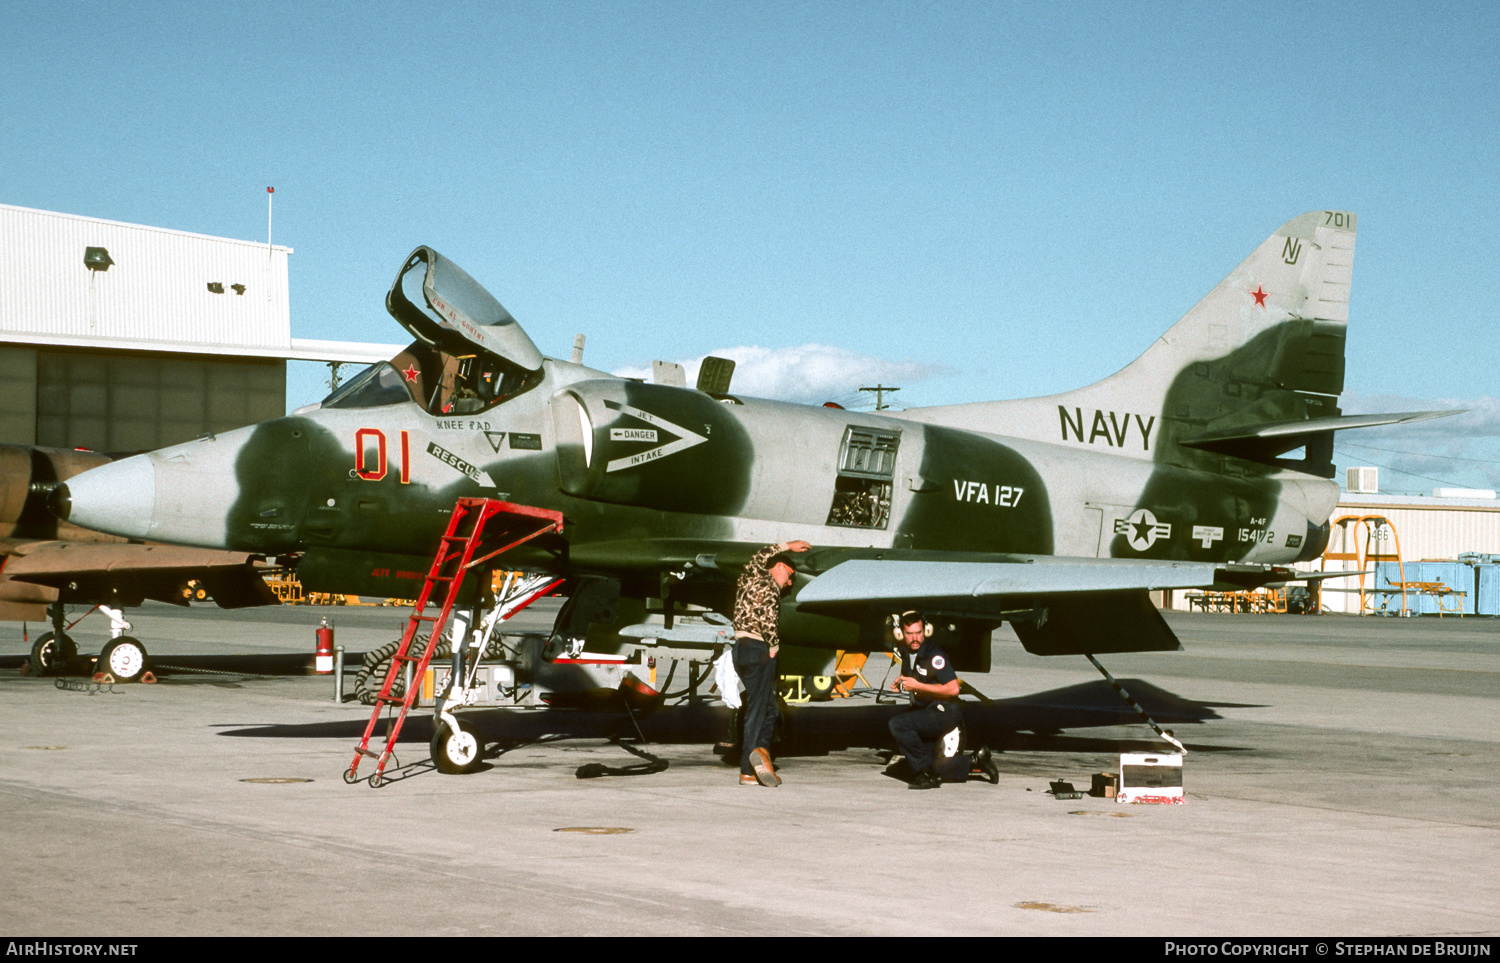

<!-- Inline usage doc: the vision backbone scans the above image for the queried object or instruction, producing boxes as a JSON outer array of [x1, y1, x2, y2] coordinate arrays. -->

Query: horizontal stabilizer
[[1181, 410, 1460, 452]]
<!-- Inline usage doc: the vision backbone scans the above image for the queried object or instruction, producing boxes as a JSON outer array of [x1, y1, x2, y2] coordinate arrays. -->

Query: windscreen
[[321, 363, 417, 409]]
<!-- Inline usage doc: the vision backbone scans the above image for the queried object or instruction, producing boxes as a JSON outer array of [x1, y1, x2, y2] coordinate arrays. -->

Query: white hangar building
[[0, 202, 401, 453]]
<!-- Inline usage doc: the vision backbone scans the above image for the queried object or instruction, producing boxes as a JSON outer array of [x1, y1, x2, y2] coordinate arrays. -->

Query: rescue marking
[[1058, 406, 1156, 450], [483, 431, 507, 452], [602, 401, 709, 472], [1192, 525, 1224, 548], [426, 441, 496, 487], [1115, 509, 1171, 550]]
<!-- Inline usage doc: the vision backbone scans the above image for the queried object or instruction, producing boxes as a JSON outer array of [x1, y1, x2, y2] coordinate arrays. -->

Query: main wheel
[[431, 720, 485, 774], [29, 631, 77, 676], [96, 637, 148, 682]]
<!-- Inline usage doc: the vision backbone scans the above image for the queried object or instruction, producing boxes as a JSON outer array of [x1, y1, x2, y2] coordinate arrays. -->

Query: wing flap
[[1012, 591, 1181, 656], [794, 556, 1220, 613]]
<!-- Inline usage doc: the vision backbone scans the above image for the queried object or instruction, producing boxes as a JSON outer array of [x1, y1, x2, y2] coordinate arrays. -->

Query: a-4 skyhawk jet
[[51, 210, 1448, 703]]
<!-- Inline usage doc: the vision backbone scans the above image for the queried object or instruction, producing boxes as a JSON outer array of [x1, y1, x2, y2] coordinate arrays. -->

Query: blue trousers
[[733, 637, 777, 776], [889, 702, 967, 779]]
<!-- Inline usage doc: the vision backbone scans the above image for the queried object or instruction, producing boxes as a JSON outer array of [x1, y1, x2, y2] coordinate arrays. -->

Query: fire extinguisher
[[315, 618, 334, 674]]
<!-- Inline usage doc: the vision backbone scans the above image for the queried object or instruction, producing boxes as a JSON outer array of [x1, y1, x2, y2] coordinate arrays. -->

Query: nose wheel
[[431, 720, 486, 774]]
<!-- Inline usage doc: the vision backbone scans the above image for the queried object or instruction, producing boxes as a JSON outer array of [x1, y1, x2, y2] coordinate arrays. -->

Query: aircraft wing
[[793, 554, 1223, 656], [3, 541, 279, 609]]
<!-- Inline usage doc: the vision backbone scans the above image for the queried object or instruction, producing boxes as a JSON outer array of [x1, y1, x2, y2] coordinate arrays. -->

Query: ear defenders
[[889, 610, 933, 642]]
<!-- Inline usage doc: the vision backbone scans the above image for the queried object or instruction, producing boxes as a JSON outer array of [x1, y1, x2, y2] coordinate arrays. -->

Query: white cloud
[[614, 344, 949, 407], [1337, 393, 1500, 492]]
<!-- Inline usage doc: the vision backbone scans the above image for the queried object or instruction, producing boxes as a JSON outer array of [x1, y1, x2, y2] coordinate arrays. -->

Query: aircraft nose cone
[[58, 455, 157, 540]]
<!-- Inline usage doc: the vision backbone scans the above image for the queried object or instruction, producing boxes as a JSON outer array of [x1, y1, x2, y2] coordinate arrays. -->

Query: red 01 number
[[355, 428, 410, 483]]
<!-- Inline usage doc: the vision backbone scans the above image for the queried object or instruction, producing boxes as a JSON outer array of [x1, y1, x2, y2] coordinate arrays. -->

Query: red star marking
[[1251, 285, 1268, 308], [402, 364, 419, 382]]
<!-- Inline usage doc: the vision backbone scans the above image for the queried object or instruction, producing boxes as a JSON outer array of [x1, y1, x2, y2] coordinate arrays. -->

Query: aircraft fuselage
[[58, 356, 1333, 605]]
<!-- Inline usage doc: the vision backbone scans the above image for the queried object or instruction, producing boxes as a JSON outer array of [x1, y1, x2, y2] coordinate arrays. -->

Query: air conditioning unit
[[1347, 467, 1378, 494]]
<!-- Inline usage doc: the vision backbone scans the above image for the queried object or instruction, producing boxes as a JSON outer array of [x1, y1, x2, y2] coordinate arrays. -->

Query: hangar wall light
[[83, 247, 113, 272]]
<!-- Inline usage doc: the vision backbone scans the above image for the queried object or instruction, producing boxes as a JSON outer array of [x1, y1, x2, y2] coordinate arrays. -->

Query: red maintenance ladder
[[345, 498, 564, 787]]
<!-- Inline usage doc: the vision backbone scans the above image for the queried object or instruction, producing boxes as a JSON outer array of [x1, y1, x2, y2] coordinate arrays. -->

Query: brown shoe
[[740, 774, 759, 786], [750, 747, 781, 787]]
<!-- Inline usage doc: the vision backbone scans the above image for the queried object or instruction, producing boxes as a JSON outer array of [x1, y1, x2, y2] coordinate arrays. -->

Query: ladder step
[[351, 497, 564, 785]]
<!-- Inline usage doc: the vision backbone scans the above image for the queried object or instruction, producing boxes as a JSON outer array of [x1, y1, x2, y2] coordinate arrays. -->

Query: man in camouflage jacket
[[732, 539, 810, 786]]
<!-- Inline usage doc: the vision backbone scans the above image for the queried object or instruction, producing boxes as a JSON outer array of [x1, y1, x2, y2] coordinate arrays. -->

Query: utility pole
[[858, 384, 900, 411]]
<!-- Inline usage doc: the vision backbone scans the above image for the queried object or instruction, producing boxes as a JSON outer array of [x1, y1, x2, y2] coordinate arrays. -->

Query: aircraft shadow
[[214, 678, 1262, 761]]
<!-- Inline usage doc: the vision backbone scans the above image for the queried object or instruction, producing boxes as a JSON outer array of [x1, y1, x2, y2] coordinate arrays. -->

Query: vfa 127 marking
[[1058, 407, 1156, 451], [952, 479, 1024, 508]]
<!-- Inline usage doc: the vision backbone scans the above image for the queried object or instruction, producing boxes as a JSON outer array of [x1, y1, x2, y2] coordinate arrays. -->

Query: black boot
[[972, 746, 999, 785], [908, 767, 941, 790]]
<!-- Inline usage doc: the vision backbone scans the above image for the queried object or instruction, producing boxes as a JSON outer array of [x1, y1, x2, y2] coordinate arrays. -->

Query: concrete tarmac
[[0, 603, 1496, 937]]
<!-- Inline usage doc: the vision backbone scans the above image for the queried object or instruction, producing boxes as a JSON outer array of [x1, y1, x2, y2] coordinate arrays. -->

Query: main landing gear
[[26, 603, 150, 682]]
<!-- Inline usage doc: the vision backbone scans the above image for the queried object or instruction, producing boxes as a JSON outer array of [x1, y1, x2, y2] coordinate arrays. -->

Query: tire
[[807, 675, 836, 700], [97, 637, 148, 682], [431, 720, 485, 774], [29, 631, 77, 676]]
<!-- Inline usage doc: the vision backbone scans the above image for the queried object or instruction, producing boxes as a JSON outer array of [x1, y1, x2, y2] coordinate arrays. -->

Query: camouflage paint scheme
[[55, 212, 1444, 664]]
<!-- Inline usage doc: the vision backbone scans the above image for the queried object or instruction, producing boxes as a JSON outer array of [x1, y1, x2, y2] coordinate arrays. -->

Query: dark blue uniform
[[888, 640, 967, 779]]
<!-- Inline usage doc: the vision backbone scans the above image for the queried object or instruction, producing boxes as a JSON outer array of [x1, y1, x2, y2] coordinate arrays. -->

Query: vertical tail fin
[[908, 210, 1358, 470]]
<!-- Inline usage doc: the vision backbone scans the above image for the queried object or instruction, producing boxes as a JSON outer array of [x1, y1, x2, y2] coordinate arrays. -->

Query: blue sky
[[3, 1, 1496, 492]]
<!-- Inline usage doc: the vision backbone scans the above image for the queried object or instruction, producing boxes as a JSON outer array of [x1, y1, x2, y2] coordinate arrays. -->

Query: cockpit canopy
[[323, 246, 547, 414], [385, 246, 543, 372]]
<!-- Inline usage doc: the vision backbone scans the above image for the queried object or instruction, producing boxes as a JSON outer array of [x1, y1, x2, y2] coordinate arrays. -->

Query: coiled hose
[[354, 635, 505, 705]]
